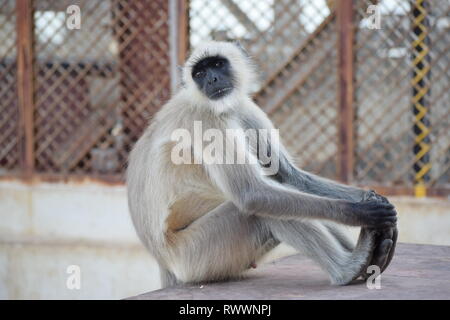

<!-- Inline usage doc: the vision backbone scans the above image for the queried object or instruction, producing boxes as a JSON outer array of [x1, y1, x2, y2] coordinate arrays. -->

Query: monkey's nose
[[208, 77, 218, 85]]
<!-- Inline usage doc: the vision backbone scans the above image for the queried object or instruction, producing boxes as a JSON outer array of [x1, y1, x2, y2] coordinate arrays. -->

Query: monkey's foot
[[359, 190, 398, 279], [360, 225, 398, 280]]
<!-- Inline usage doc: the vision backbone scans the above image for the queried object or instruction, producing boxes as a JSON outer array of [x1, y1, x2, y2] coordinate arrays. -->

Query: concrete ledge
[[129, 243, 450, 300]]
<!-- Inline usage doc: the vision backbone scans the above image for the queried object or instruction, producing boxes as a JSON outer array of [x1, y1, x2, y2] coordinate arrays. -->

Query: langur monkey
[[127, 41, 398, 288]]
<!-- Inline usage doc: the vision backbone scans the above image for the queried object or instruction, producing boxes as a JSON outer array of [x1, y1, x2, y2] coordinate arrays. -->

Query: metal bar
[[412, 0, 431, 197], [266, 49, 332, 115], [169, 0, 180, 93], [255, 12, 336, 102], [16, 0, 35, 179], [221, 0, 260, 35], [255, 13, 336, 112], [177, 0, 189, 67], [337, 0, 355, 183]]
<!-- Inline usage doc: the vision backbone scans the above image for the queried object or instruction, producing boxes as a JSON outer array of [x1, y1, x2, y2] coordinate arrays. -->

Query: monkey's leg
[[166, 202, 274, 284], [265, 219, 378, 285], [323, 222, 355, 252]]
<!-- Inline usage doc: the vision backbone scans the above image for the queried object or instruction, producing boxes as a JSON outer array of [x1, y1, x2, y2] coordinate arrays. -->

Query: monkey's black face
[[191, 56, 234, 100]]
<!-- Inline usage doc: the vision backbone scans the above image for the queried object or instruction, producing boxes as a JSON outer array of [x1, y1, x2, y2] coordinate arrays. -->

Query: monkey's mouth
[[208, 87, 233, 100]]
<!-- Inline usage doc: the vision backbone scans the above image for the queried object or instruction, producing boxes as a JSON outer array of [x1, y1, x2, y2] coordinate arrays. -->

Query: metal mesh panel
[[0, 0, 19, 173], [189, 0, 331, 81], [428, 1, 450, 187], [33, 0, 170, 177], [264, 14, 338, 178], [354, 0, 450, 189], [189, 0, 338, 178], [0, 0, 448, 194]]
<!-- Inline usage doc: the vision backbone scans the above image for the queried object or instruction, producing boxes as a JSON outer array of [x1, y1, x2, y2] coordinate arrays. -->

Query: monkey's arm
[[275, 151, 382, 203], [206, 160, 396, 228], [240, 109, 375, 203]]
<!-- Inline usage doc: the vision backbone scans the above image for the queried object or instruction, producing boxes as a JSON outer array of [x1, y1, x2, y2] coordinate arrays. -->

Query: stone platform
[[129, 243, 450, 300]]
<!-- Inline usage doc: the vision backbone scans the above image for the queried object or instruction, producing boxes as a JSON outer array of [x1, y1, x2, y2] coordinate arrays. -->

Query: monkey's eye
[[194, 70, 205, 78], [215, 61, 223, 68]]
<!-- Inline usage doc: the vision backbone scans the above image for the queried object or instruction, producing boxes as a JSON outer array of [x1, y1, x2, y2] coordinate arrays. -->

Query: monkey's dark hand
[[359, 191, 398, 280], [346, 199, 397, 228]]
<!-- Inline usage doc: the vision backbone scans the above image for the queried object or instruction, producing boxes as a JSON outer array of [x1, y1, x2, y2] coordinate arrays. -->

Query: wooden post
[[337, 0, 355, 183], [16, 0, 35, 179]]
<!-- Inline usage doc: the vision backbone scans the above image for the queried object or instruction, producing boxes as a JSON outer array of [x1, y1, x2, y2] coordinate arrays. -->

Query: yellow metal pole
[[412, 0, 431, 198]]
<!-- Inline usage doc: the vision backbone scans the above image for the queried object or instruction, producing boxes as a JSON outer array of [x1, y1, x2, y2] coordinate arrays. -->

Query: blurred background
[[0, 0, 449, 299]]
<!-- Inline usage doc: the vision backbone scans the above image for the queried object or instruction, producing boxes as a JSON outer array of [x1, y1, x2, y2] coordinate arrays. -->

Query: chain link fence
[[0, 0, 19, 174], [190, 0, 338, 177], [354, 0, 449, 192], [189, 0, 449, 194], [32, 0, 170, 178], [0, 0, 448, 195]]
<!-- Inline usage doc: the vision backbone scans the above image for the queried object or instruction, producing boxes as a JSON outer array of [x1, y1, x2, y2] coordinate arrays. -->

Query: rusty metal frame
[[336, 0, 355, 184], [16, 0, 35, 180]]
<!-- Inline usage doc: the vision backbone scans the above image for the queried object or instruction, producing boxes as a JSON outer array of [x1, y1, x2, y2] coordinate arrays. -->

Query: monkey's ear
[[233, 40, 249, 57]]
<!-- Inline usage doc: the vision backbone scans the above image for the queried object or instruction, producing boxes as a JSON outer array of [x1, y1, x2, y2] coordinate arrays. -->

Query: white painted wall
[[0, 180, 449, 299], [0, 180, 159, 300]]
